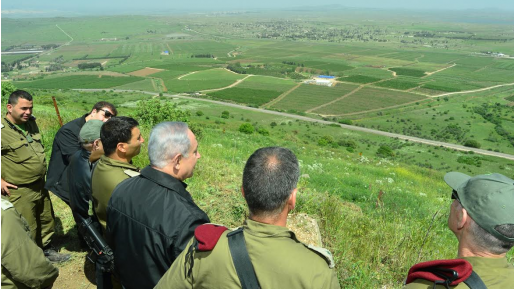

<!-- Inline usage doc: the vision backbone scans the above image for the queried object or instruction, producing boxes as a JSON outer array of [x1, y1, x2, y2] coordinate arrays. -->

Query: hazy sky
[[2, 0, 514, 16]]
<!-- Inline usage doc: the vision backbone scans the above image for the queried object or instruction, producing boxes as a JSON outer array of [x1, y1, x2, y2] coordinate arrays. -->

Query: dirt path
[[165, 43, 174, 55], [423, 63, 456, 78], [151, 78, 158, 92], [75, 88, 514, 161], [434, 82, 514, 98], [263, 83, 301, 108], [177, 71, 198, 80], [306, 85, 364, 113], [160, 78, 168, 92], [200, 75, 253, 93]]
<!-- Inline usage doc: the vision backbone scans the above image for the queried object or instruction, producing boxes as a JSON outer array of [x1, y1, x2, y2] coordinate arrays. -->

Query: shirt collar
[[139, 166, 191, 199], [243, 219, 296, 239]]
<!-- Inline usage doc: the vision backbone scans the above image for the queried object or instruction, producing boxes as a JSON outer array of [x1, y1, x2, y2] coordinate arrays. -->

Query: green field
[[339, 75, 382, 84], [271, 83, 359, 112], [14, 75, 143, 89], [313, 87, 428, 115], [208, 87, 283, 106]]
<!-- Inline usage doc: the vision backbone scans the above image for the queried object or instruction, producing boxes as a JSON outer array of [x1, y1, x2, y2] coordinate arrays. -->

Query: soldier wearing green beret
[[404, 172, 514, 288], [155, 147, 340, 289], [1, 196, 59, 289], [1, 90, 69, 262]]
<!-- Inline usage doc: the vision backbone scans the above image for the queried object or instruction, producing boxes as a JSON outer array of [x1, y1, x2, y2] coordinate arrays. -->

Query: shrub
[[221, 110, 230, 119], [376, 145, 395, 158], [135, 99, 190, 127], [239, 123, 255, 134], [463, 139, 481, 149], [196, 111, 204, 116], [257, 128, 270, 136], [338, 119, 353, 125]]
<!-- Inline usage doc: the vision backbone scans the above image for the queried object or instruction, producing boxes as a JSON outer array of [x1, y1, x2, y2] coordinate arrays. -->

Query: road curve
[[75, 88, 514, 161]]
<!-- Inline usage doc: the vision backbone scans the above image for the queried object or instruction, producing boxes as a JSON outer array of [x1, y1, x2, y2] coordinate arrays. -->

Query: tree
[[1, 81, 16, 99], [239, 123, 255, 134], [376, 145, 395, 158]]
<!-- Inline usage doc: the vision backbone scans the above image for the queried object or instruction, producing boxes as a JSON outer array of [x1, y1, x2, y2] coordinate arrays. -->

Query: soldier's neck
[[5, 113, 21, 125], [250, 209, 289, 228], [107, 151, 131, 164]]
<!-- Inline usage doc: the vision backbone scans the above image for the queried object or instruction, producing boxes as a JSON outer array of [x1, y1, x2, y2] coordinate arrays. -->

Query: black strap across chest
[[227, 227, 261, 289]]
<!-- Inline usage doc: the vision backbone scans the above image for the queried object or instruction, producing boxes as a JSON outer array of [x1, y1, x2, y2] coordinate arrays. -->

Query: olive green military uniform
[[404, 257, 514, 289], [1, 117, 54, 248], [1, 197, 59, 289], [91, 155, 139, 231], [155, 219, 340, 289]]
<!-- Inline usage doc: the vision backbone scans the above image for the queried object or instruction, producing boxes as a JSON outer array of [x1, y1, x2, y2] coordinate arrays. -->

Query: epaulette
[[194, 223, 228, 251], [405, 259, 472, 286], [304, 244, 335, 269], [1, 197, 14, 211], [124, 170, 140, 178]]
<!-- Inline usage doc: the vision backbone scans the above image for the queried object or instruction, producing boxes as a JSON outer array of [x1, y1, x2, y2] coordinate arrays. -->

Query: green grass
[[373, 79, 421, 90], [237, 75, 296, 92]]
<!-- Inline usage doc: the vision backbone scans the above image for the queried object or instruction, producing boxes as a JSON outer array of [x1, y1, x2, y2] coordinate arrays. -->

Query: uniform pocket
[[2, 140, 32, 163], [30, 133, 45, 154]]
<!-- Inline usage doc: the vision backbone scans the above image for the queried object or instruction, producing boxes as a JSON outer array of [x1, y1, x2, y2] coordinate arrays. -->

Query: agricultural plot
[[1, 18, 70, 46], [381, 52, 424, 62], [38, 43, 121, 62], [373, 79, 422, 90], [302, 61, 354, 72], [339, 75, 382, 84], [180, 69, 243, 81], [312, 87, 427, 115], [164, 79, 236, 93], [416, 52, 463, 64], [389, 67, 426, 77], [270, 83, 359, 112], [237, 75, 296, 92], [343, 67, 394, 79], [492, 59, 514, 70], [128, 67, 163, 77], [14, 75, 143, 89], [207, 87, 283, 106], [113, 79, 156, 91]]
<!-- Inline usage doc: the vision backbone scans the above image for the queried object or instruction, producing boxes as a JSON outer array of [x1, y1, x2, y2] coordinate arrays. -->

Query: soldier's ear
[[288, 188, 297, 211], [117, 142, 127, 153], [6, 104, 13, 113]]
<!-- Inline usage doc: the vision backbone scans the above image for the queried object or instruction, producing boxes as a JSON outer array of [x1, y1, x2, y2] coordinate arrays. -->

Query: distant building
[[161, 50, 170, 55], [318, 75, 335, 79]]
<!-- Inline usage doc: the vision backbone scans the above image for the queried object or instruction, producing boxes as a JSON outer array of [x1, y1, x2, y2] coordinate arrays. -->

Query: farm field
[[14, 75, 143, 89], [207, 87, 283, 106], [313, 87, 428, 115], [270, 83, 359, 112]]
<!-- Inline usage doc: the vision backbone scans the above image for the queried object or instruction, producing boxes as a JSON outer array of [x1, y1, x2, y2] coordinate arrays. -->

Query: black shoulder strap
[[227, 227, 261, 289], [464, 271, 487, 289]]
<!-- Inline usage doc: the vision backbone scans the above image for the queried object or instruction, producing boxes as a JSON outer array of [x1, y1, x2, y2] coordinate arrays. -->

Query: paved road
[[75, 89, 514, 161]]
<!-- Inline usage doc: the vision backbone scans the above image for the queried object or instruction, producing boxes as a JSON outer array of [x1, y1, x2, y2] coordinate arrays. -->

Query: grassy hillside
[[5, 89, 511, 288]]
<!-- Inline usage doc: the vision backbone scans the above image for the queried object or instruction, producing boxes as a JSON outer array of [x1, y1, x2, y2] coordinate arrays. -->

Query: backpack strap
[[463, 271, 487, 289], [227, 227, 261, 289]]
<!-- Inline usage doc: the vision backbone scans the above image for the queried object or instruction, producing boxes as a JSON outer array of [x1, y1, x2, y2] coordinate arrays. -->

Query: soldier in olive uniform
[[1, 196, 59, 289], [156, 147, 340, 289], [1, 90, 69, 262], [91, 116, 143, 232], [404, 172, 514, 288], [1, 91, 55, 250]]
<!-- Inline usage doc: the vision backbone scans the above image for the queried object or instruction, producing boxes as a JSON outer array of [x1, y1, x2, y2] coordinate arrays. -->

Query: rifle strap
[[227, 227, 260, 289], [464, 271, 487, 289]]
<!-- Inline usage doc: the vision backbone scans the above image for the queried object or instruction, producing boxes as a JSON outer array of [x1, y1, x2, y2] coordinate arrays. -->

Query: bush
[[1, 81, 16, 98], [221, 111, 230, 119], [376, 145, 395, 158], [257, 128, 270, 136], [239, 123, 255, 134], [196, 111, 204, 116], [338, 119, 353, 125], [463, 139, 481, 149], [135, 99, 190, 127], [318, 135, 335, 147]]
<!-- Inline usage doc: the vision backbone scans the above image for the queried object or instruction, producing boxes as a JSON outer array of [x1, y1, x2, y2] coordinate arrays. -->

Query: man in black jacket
[[106, 121, 210, 289], [45, 101, 116, 204]]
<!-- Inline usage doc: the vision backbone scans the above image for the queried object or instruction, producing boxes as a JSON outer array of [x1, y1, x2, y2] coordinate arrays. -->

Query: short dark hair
[[8, 90, 33, 105], [91, 101, 117, 117], [101, 116, 139, 156], [242, 147, 300, 217]]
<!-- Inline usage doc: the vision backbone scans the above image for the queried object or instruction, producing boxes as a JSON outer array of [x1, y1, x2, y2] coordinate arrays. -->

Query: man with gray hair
[[106, 121, 210, 289], [404, 172, 514, 288]]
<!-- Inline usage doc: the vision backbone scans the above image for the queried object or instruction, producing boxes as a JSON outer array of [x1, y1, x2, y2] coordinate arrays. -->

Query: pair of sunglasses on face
[[101, 109, 115, 118]]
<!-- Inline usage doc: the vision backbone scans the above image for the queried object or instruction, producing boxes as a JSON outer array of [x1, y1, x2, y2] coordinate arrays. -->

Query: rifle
[[76, 215, 114, 273]]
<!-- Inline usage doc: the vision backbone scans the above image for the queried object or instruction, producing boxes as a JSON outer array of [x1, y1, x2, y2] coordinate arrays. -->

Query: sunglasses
[[451, 190, 460, 202], [101, 109, 115, 118]]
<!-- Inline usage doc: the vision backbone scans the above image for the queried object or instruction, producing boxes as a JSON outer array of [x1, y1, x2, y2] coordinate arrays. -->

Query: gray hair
[[468, 218, 514, 255], [148, 122, 190, 169]]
